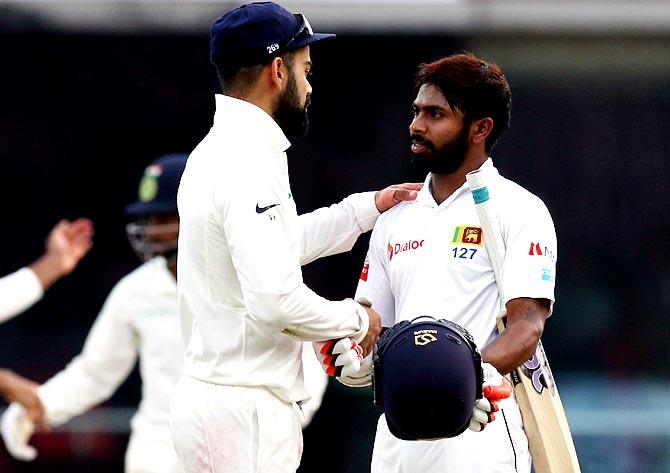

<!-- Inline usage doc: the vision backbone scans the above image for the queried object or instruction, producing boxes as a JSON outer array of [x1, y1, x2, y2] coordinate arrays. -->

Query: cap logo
[[266, 43, 279, 54], [139, 164, 162, 202]]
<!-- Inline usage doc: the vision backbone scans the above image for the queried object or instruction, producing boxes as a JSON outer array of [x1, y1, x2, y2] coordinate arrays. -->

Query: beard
[[275, 74, 310, 138], [410, 123, 469, 175]]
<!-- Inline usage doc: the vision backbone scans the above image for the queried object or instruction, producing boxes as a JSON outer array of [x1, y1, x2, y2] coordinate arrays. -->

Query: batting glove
[[468, 362, 513, 432], [1, 403, 37, 461], [313, 338, 363, 378], [338, 353, 373, 387]]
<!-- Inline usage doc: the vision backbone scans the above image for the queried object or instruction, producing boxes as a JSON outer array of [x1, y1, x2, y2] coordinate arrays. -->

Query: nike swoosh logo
[[256, 203, 280, 214]]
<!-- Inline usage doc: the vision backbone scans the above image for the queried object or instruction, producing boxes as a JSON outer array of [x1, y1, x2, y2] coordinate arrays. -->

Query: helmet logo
[[414, 329, 438, 346], [139, 165, 162, 202]]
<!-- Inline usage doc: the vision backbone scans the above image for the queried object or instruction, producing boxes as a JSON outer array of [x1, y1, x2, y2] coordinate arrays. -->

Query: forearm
[[481, 298, 548, 375], [29, 252, 69, 291]]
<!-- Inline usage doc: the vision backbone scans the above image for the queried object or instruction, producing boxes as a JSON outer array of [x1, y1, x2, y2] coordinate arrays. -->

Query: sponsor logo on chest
[[387, 239, 424, 261]]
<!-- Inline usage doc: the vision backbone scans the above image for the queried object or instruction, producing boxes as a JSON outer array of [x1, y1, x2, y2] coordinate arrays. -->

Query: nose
[[410, 114, 425, 135]]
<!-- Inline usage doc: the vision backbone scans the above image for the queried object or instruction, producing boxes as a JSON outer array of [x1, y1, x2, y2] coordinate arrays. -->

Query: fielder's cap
[[125, 153, 188, 215], [373, 316, 483, 440], [210, 1, 335, 70]]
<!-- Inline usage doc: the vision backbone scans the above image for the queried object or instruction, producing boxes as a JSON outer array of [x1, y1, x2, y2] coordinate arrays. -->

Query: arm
[[37, 283, 138, 427], [481, 297, 550, 375], [0, 218, 93, 325], [221, 180, 369, 343], [299, 184, 421, 266]]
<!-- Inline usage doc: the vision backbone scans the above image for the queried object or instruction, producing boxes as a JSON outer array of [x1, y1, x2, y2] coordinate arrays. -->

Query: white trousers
[[125, 427, 183, 473], [371, 398, 531, 473], [169, 375, 303, 473]]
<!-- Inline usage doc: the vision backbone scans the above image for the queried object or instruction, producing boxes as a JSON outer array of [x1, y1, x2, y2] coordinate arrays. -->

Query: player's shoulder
[[375, 199, 416, 230]]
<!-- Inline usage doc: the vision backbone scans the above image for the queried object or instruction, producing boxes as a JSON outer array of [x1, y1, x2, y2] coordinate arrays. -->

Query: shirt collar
[[213, 94, 291, 153], [415, 157, 499, 207]]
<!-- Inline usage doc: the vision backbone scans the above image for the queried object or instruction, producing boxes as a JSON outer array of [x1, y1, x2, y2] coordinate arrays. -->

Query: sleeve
[[0, 268, 44, 324], [37, 282, 139, 427], [354, 220, 396, 328], [218, 177, 369, 343], [299, 192, 379, 266], [298, 342, 329, 428], [501, 197, 557, 315]]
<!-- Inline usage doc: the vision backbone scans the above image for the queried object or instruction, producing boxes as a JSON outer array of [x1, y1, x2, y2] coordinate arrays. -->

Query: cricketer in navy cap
[[210, 2, 335, 71]]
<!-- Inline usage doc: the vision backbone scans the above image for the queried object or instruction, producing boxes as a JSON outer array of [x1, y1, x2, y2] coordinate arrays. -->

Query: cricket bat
[[466, 169, 581, 473]]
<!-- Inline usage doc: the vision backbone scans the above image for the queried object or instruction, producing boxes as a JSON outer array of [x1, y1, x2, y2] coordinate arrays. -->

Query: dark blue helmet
[[373, 316, 483, 440], [125, 153, 188, 216]]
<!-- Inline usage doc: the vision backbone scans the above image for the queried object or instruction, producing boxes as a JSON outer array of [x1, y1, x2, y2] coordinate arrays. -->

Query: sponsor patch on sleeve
[[359, 255, 370, 281]]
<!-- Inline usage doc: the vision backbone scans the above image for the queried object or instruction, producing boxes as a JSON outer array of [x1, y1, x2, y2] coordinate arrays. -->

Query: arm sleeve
[[299, 192, 379, 266], [501, 197, 558, 315], [0, 268, 43, 324], [37, 284, 139, 427], [219, 179, 369, 342], [354, 221, 396, 328]]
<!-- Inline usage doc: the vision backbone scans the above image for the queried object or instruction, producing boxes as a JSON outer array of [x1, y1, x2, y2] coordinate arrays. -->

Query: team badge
[[139, 164, 162, 203], [451, 225, 483, 246]]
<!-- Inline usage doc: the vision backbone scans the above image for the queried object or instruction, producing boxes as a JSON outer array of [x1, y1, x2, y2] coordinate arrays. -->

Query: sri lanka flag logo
[[451, 225, 483, 246]]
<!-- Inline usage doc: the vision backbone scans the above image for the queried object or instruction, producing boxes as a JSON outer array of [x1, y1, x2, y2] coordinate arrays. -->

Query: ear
[[469, 117, 494, 146], [268, 56, 287, 91]]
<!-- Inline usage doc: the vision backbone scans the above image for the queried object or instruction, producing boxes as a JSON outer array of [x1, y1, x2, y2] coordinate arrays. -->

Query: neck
[[429, 151, 488, 205], [228, 87, 276, 121]]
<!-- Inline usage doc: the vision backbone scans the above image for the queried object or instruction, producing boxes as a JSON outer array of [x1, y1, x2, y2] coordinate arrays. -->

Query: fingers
[[483, 380, 513, 401], [1, 404, 37, 461], [315, 338, 363, 377], [374, 182, 423, 213]]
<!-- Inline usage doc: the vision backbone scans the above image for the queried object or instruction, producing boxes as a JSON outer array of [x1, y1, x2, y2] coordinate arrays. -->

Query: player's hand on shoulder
[[0, 403, 37, 461], [468, 362, 512, 432], [374, 182, 422, 213], [313, 338, 363, 378]]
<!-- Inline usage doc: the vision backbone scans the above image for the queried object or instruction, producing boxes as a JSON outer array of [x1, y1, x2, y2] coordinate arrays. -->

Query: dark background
[[0, 29, 669, 472]]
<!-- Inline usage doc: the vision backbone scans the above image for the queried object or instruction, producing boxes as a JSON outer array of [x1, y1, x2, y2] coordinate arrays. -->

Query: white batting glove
[[338, 353, 373, 387], [313, 338, 363, 378], [1, 403, 37, 461], [468, 362, 512, 432]]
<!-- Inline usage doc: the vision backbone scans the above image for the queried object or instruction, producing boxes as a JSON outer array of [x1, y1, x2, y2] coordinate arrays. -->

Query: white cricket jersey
[[355, 159, 557, 352], [38, 257, 182, 436], [177, 94, 377, 403], [0, 267, 43, 324]]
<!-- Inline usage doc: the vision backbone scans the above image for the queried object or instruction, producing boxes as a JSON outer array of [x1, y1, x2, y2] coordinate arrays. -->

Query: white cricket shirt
[[177, 94, 378, 403], [0, 267, 43, 324], [355, 159, 557, 350], [38, 257, 182, 436], [37, 255, 329, 447]]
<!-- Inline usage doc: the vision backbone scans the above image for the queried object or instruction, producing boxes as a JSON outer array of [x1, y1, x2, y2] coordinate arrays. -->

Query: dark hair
[[216, 51, 296, 95], [415, 53, 511, 153]]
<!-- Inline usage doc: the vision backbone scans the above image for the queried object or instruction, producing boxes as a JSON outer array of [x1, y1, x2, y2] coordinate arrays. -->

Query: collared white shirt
[[177, 94, 378, 403], [355, 159, 557, 350], [0, 267, 43, 324]]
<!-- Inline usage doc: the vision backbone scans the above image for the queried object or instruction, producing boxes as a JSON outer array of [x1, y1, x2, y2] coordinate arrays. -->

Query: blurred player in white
[[0, 218, 93, 418], [0, 153, 330, 471], [350, 53, 558, 472]]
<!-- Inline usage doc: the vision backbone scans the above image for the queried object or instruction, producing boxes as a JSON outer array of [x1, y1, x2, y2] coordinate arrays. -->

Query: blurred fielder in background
[[349, 53, 558, 472], [170, 2, 420, 472], [0, 153, 329, 472], [0, 218, 93, 420]]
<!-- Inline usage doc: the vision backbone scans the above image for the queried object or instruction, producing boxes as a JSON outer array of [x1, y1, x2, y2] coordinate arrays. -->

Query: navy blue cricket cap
[[125, 153, 188, 215], [210, 2, 335, 70]]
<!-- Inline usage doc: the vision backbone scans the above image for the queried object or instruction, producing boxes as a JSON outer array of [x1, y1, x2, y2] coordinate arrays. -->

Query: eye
[[430, 110, 442, 118]]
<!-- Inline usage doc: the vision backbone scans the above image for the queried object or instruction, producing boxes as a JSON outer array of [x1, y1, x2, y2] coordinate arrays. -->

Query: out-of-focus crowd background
[[1, 1, 669, 472]]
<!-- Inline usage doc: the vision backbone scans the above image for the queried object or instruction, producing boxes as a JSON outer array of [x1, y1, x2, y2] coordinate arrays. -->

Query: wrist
[[29, 253, 68, 290]]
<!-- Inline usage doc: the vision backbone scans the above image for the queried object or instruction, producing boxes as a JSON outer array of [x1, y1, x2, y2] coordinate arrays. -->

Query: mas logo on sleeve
[[528, 242, 556, 262], [451, 225, 483, 246]]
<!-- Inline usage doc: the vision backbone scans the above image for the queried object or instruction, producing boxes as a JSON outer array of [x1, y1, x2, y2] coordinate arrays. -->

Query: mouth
[[410, 136, 430, 154]]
